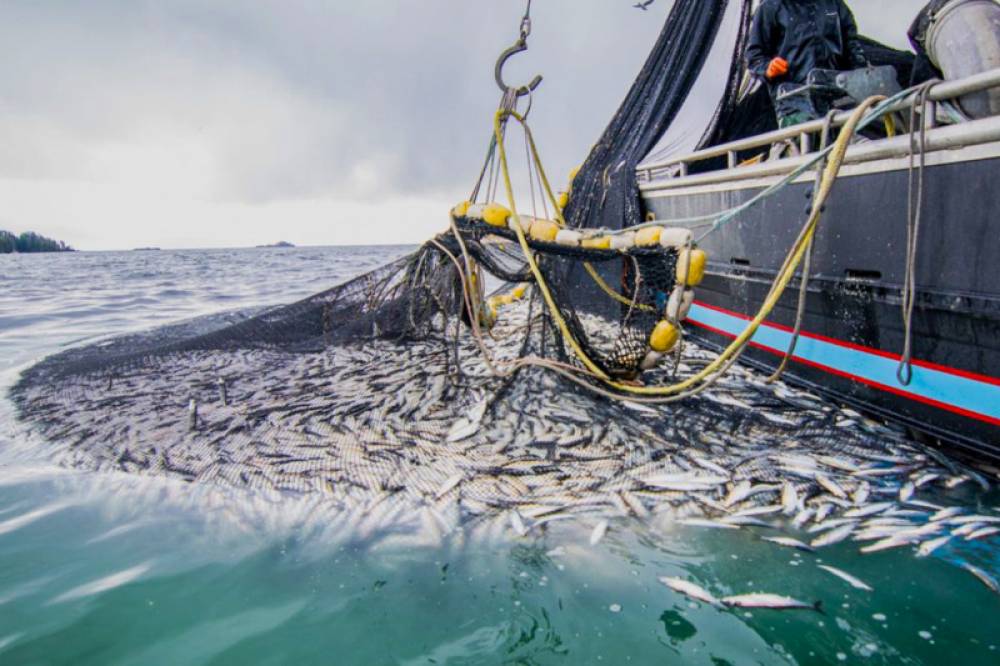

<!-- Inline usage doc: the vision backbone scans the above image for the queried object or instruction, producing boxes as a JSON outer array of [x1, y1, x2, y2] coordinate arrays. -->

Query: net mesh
[[9, 0, 991, 540]]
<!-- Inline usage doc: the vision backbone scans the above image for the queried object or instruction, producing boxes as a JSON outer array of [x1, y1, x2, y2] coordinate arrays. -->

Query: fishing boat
[[635, 1, 1000, 459]]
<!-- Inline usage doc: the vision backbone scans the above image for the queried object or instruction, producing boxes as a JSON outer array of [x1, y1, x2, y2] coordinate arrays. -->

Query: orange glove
[[766, 57, 789, 80]]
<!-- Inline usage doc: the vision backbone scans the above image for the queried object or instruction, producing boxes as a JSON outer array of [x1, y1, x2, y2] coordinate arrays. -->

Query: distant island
[[0, 231, 74, 254], [256, 241, 296, 248]]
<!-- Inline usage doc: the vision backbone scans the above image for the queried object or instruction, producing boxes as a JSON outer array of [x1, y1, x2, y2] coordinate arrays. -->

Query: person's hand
[[766, 57, 789, 80]]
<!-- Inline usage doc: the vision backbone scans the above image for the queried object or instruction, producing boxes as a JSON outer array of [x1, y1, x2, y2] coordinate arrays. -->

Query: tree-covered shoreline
[[0, 231, 74, 254]]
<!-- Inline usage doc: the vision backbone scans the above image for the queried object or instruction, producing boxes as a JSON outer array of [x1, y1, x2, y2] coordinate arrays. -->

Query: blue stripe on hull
[[688, 303, 1000, 424]]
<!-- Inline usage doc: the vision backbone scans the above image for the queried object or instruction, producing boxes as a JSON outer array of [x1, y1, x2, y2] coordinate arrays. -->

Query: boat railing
[[636, 67, 1000, 186]]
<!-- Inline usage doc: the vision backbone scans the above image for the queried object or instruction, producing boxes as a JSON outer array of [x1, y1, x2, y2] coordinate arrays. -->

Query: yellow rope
[[494, 110, 611, 380], [493, 97, 882, 396]]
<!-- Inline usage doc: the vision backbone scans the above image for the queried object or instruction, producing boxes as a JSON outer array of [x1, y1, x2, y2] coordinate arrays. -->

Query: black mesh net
[[8, 0, 990, 540], [564, 0, 744, 235]]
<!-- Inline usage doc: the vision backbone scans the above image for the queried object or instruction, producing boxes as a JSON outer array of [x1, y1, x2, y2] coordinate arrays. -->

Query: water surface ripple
[[1, 247, 998, 665]]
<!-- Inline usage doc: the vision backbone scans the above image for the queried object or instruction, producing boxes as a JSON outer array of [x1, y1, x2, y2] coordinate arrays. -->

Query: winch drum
[[927, 0, 1000, 118]]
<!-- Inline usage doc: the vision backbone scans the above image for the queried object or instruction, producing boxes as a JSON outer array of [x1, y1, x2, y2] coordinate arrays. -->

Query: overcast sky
[[1, 1, 926, 250]]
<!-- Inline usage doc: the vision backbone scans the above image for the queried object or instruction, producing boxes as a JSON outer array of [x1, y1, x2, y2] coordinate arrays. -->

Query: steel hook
[[495, 38, 543, 98]]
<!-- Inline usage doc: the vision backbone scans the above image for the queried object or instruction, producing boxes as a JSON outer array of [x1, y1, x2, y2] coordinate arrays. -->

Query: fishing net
[[9, 0, 996, 550], [564, 0, 746, 235]]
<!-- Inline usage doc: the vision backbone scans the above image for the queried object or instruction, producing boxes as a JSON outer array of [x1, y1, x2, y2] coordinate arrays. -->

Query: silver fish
[[899, 482, 915, 502], [721, 515, 774, 528], [763, 536, 815, 553], [965, 526, 1000, 541], [659, 577, 720, 606], [446, 417, 479, 443], [510, 510, 529, 537], [734, 505, 783, 518], [931, 507, 964, 522], [680, 518, 739, 530], [853, 527, 906, 542], [916, 535, 952, 558], [721, 593, 822, 612], [622, 401, 660, 415], [966, 469, 991, 492], [815, 474, 847, 499], [945, 475, 970, 489], [906, 499, 944, 511], [854, 466, 914, 478], [852, 482, 871, 506], [781, 483, 799, 515], [818, 565, 873, 591], [690, 456, 729, 478], [949, 515, 1000, 525], [643, 473, 727, 491], [962, 562, 1000, 594], [860, 535, 916, 554], [962, 563, 999, 594], [808, 518, 857, 534], [811, 522, 857, 548], [647, 480, 723, 492], [792, 507, 816, 529], [952, 523, 985, 537], [818, 456, 861, 473], [590, 519, 609, 546], [844, 502, 894, 519], [813, 504, 834, 523], [724, 481, 753, 507], [435, 474, 464, 499], [621, 491, 651, 519]]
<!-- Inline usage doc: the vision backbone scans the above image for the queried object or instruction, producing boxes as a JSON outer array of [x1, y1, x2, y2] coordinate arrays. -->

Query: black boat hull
[[642, 146, 1000, 460]]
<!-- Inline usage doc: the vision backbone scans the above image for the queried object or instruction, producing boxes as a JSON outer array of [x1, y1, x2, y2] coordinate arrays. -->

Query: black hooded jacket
[[746, 0, 867, 84]]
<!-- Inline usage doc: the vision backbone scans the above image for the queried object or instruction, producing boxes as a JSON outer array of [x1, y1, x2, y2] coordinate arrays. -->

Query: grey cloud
[[0, 1, 924, 207], [0, 1, 665, 205]]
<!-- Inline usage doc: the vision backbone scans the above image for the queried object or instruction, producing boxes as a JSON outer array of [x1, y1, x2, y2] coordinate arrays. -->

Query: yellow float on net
[[581, 236, 612, 250], [451, 200, 472, 218], [635, 226, 663, 247], [649, 320, 680, 353], [483, 203, 512, 228], [610, 231, 636, 251], [676, 248, 707, 287], [529, 219, 560, 243], [557, 191, 570, 210]]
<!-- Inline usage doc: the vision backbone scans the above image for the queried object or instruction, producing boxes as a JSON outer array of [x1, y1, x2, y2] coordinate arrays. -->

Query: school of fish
[[9, 300, 1000, 603]]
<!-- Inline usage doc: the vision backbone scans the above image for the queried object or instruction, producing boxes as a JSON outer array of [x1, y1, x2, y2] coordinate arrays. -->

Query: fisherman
[[746, 0, 868, 127]]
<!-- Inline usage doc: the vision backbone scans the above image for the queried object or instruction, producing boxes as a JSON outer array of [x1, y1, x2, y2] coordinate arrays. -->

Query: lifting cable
[[897, 80, 937, 386]]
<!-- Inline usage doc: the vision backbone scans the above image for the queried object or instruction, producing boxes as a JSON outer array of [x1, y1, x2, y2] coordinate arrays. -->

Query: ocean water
[[1, 247, 998, 665]]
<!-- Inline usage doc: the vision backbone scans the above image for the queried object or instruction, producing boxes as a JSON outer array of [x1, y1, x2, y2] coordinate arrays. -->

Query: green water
[[2, 248, 998, 664], [0, 465, 997, 665]]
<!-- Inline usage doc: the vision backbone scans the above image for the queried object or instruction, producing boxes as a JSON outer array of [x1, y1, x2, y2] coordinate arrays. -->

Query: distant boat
[[256, 241, 296, 248]]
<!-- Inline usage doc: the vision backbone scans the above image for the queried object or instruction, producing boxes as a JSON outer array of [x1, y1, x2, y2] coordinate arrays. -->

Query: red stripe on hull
[[693, 300, 1000, 387], [688, 317, 1000, 428]]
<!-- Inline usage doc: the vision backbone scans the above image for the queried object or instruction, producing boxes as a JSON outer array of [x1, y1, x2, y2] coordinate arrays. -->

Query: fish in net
[[8, 0, 998, 563]]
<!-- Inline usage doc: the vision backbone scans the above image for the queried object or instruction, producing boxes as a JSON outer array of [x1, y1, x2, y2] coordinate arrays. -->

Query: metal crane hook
[[494, 14, 543, 98]]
